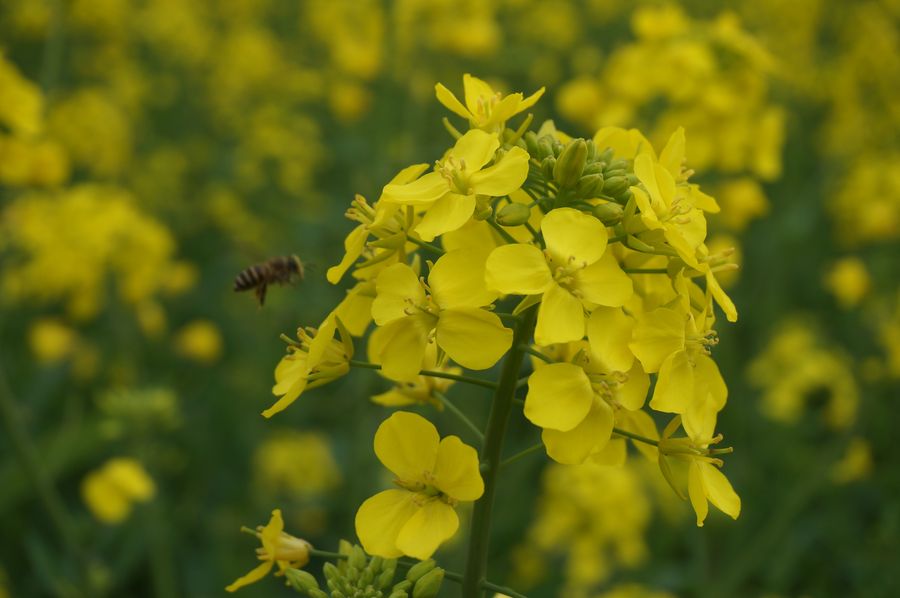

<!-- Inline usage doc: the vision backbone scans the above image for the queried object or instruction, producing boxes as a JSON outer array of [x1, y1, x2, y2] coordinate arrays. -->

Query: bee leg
[[256, 283, 267, 306]]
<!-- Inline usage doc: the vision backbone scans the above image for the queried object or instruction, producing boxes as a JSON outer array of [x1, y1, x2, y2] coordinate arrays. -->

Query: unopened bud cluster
[[286, 542, 443, 598]]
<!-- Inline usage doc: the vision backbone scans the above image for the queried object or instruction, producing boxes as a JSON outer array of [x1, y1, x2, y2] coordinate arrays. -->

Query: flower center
[[437, 156, 471, 194]]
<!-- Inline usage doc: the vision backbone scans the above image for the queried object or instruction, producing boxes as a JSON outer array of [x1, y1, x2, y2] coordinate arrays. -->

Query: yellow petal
[[396, 500, 459, 560], [428, 248, 497, 309], [706, 269, 738, 323], [225, 560, 274, 592], [260, 509, 285, 556], [381, 171, 447, 205], [587, 307, 634, 372], [371, 316, 432, 381], [374, 411, 439, 480], [534, 283, 584, 346], [327, 224, 369, 284], [659, 127, 686, 179], [589, 437, 626, 466], [616, 361, 650, 411], [436, 308, 512, 370], [574, 251, 633, 307], [485, 244, 552, 295], [372, 263, 427, 326], [434, 436, 484, 502], [414, 192, 475, 242], [333, 281, 375, 337], [435, 83, 472, 120], [518, 86, 545, 111], [697, 461, 741, 522], [542, 400, 614, 464], [650, 349, 693, 414], [371, 389, 416, 407], [469, 147, 529, 197], [541, 208, 608, 266], [264, 353, 309, 418], [524, 363, 593, 431], [355, 489, 419, 558], [615, 409, 659, 460], [688, 461, 709, 527], [463, 74, 495, 115], [593, 126, 653, 160], [448, 129, 499, 171], [683, 354, 727, 439], [629, 307, 686, 373]]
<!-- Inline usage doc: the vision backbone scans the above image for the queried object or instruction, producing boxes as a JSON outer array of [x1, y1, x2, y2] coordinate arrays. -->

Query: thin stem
[[0, 361, 86, 586], [500, 443, 544, 469], [623, 268, 669, 275], [483, 581, 529, 598], [494, 312, 522, 321], [406, 236, 444, 256], [348, 360, 498, 390], [612, 427, 659, 447], [462, 307, 537, 597], [433, 391, 484, 445], [523, 220, 542, 246], [520, 345, 554, 364], [487, 218, 519, 245]]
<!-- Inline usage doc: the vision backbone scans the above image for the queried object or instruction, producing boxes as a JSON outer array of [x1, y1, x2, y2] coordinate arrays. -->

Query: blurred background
[[1, 0, 899, 596]]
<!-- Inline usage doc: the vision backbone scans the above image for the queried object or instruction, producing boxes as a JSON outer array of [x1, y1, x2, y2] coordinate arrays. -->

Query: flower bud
[[601, 176, 629, 196], [524, 131, 540, 156], [582, 161, 604, 176], [411, 568, 445, 598], [576, 173, 604, 197], [388, 591, 409, 598], [540, 156, 556, 180], [537, 137, 554, 159], [496, 202, 532, 226], [285, 569, 321, 593], [592, 201, 624, 223], [404, 559, 436, 583], [553, 138, 588, 188], [585, 139, 597, 161], [323, 561, 340, 584]]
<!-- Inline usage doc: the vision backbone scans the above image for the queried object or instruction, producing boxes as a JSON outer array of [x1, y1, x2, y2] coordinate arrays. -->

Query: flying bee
[[234, 255, 305, 306]]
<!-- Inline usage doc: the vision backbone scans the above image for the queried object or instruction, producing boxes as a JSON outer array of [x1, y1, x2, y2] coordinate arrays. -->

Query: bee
[[234, 255, 305, 306]]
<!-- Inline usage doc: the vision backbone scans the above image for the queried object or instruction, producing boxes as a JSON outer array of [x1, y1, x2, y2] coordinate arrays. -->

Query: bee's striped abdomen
[[233, 264, 269, 291]]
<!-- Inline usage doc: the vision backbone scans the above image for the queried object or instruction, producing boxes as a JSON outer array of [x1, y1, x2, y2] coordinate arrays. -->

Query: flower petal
[[524, 362, 593, 431], [519, 86, 545, 111], [629, 307, 686, 373], [688, 461, 709, 527], [435, 83, 472, 120], [396, 500, 459, 560], [434, 436, 484, 502], [428, 248, 497, 309], [381, 171, 448, 205], [370, 316, 432, 381], [414, 192, 475, 242], [485, 244, 553, 295], [436, 308, 512, 370], [587, 307, 635, 372], [448, 129, 499, 171], [650, 349, 693, 414], [225, 561, 274, 592], [372, 263, 427, 326], [463, 74, 495, 115], [698, 461, 741, 520], [574, 251, 633, 307], [534, 283, 584, 346], [374, 411, 439, 480], [616, 361, 650, 411], [327, 224, 369, 284], [541, 208, 608, 265], [355, 489, 419, 558], [469, 147, 529, 197], [542, 399, 614, 464]]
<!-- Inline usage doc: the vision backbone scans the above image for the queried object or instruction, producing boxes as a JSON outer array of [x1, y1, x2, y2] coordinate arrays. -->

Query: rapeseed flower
[[226, 509, 312, 592]]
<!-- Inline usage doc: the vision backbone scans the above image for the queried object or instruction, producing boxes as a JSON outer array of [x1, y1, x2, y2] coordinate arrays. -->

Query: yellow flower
[[266, 315, 353, 418], [629, 304, 726, 440], [28, 318, 78, 363], [226, 509, 312, 592], [355, 412, 483, 559], [369, 249, 511, 381], [370, 343, 458, 409], [688, 461, 741, 527], [81, 458, 155, 524], [381, 129, 529, 241], [824, 257, 871, 309], [524, 341, 649, 464], [435, 74, 544, 132], [173, 319, 223, 364], [485, 207, 632, 346]]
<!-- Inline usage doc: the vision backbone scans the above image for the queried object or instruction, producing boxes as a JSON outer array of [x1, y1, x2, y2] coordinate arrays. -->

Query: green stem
[[487, 218, 519, 245], [520, 345, 554, 364], [623, 268, 669, 275], [612, 427, 660, 447], [432, 391, 484, 445], [483, 581, 529, 598], [406, 236, 444, 256], [462, 307, 537, 597], [500, 443, 544, 469], [348, 360, 497, 390], [0, 361, 85, 586]]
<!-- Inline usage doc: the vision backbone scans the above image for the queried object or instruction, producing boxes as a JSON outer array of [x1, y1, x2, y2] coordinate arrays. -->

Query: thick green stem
[[462, 307, 537, 597]]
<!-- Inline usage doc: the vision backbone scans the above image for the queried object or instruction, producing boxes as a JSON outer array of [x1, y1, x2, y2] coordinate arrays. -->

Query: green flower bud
[[540, 156, 556, 181], [602, 176, 629, 196], [496, 202, 532, 226], [323, 562, 341, 584], [348, 546, 368, 571], [537, 137, 554, 159], [391, 580, 413, 593], [603, 168, 627, 179], [377, 559, 397, 589], [592, 201, 624, 223], [554, 138, 588, 188], [576, 173, 604, 197], [308, 590, 329, 598], [582, 161, 604, 176], [331, 591, 347, 598], [608, 158, 629, 171], [388, 591, 408, 598], [285, 569, 321, 593], [524, 131, 540, 157], [474, 198, 493, 221], [585, 139, 597, 161], [404, 560, 436, 583], [597, 147, 614, 163], [411, 568, 445, 598]]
